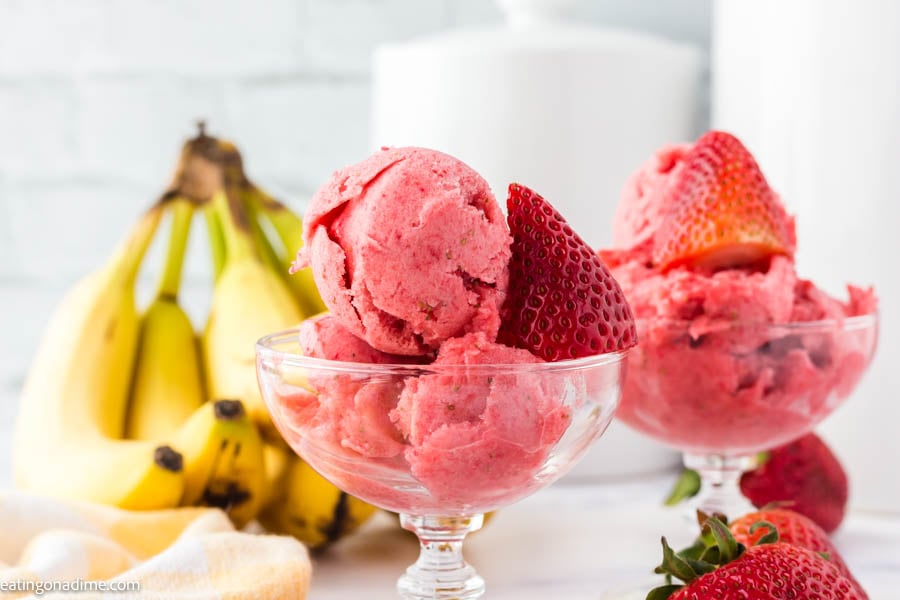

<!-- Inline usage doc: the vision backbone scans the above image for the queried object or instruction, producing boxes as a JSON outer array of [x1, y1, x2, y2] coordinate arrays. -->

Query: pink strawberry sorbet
[[604, 146, 877, 456], [273, 318, 571, 512], [293, 147, 511, 356], [392, 332, 570, 507]]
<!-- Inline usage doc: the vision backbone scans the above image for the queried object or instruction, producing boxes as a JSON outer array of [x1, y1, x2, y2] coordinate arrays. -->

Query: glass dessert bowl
[[618, 313, 878, 518], [257, 329, 628, 600]]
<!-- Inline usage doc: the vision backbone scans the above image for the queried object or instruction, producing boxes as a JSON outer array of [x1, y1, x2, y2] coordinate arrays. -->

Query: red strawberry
[[668, 544, 863, 600], [740, 433, 848, 533], [498, 183, 636, 361], [730, 509, 866, 598], [653, 130, 796, 271], [651, 516, 865, 600]]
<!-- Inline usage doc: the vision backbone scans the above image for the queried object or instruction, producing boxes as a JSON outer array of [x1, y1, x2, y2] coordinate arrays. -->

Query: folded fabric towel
[[0, 493, 311, 599]]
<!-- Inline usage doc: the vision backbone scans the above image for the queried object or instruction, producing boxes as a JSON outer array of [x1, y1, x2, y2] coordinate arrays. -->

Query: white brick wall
[[0, 0, 710, 483]]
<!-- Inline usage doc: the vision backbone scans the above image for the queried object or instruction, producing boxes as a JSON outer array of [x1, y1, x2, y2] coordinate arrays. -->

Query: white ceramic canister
[[713, 0, 900, 512], [372, 0, 705, 478]]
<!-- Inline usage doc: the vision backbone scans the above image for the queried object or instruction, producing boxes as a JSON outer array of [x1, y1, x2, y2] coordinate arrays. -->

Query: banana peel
[[258, 456, 377, 550]]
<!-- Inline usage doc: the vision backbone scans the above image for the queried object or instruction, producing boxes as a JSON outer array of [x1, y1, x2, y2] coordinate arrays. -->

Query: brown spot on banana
[[154, 446, 184, 473], [322, 492, 351, 544]]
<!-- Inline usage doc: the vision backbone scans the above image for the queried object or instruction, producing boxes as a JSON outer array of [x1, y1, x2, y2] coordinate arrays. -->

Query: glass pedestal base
[[683, 453, 757, 524], [398, 514, 485, 600]]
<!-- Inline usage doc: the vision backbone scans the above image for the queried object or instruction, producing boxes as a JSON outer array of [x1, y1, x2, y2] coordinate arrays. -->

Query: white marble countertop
[[311, 477, 900, 599]]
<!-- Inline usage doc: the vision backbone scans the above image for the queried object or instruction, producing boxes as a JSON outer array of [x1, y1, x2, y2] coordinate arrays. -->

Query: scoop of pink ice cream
[[606, 137, 878, 455], [292, 314, 408, 458], [613, 265, 877, 454], [612, 144, 690, 250], [392, 332, 571, 505], [298, 312, 409, 364], [295, 147, 512, 356]]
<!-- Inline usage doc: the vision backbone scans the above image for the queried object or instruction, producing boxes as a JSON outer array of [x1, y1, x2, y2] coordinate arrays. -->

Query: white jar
[[372, 0, 705, 478], [713, 0, 900, 512]]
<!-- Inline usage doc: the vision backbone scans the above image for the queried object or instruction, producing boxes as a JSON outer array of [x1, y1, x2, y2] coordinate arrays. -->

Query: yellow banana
[[258, 457, 377, 549], [13, 205, 185, 509], [126, 199, 205, 440], [259, 441, 291, 511], [172, 399, 265, 528], [205, 205, 227, 281], [202, 189, 305, 441], [247, 187, 327, 316]]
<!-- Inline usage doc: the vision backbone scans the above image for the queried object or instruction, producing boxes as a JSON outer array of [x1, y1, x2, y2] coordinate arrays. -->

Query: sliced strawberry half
[[653, 130, 796, 271], [498, 183, 636, 361]]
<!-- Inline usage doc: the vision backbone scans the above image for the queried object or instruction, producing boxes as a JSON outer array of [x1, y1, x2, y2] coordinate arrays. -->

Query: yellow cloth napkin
[[0, 493, 311, 599]]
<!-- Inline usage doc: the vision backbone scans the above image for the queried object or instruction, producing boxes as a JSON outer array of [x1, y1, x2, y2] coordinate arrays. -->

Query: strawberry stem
[[649, 516, 751, 600], [646, 585, 683, 600], [706, 517, 741, 563], [748, 520, 780, 545], [664, 469, 701, 506], [659, 537, 699, 583]]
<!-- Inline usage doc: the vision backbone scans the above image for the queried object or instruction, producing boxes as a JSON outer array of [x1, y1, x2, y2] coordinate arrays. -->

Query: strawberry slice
[[653, 130, 796, 271], [498, 183, 636, 361]]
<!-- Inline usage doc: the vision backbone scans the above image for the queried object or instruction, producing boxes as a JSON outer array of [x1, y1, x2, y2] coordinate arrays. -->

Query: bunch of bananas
[[12, 126, 375, 548]]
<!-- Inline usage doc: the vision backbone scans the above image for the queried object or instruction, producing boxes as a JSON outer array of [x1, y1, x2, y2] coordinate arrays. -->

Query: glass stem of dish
[[397, 514, 486, 600], [683, 453, 757, 523]]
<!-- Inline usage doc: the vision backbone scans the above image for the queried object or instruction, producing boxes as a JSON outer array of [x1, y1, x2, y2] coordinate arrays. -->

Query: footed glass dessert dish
[[257, 329, 627, 600], [618, 314, 878, 520]]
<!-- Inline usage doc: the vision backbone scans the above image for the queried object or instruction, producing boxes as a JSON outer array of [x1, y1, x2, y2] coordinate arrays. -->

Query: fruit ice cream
[[265, 148, 636, 514], [392, 332, 572, 506], [295, 314, 408, 459], [603, 131, 877, 455], [292, 147, 512, 356], [276, 319, 574, 510]]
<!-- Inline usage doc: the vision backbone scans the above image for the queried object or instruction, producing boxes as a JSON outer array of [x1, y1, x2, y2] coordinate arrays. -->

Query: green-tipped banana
[[172, 399, 265, 528], [243, 187, 285, 277], [126, 199, 205, 440], [202, 189, 304, 441], [205, 204, 227, 282], [13, 205, 186, 509], [247, 187, 327, 316]]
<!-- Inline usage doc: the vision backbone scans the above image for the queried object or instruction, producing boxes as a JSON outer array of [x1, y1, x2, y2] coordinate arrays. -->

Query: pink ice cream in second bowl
[[293, 147, 511, 356], [604, 139, 878, 456]]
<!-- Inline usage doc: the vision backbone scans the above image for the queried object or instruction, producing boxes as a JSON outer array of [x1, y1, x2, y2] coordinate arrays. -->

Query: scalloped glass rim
[[256, 328, 629, 375]]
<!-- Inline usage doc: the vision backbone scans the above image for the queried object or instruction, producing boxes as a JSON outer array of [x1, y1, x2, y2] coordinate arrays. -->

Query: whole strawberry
[[653, 130, 796, 271], [665, 433, 849, 534], [740, 433, 848, 533], [498, 183, 636, 361], [730, 509, 866, 598], [650, 516, 865, 600]]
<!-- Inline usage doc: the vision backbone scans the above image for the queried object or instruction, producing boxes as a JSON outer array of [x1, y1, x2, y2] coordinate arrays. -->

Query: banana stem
[[204, 207, 227, 281], [158, 200, 194, 300], [214, 187, 257, 264], [116, 204, 165, 286], [251, 186, 302, 258], [244, 189, 283, 271]]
